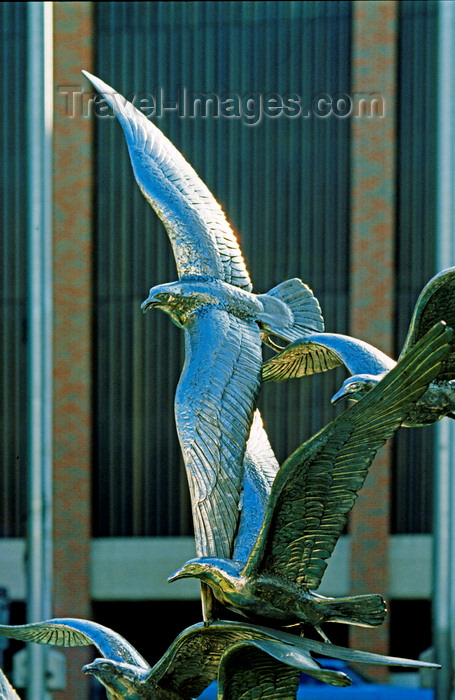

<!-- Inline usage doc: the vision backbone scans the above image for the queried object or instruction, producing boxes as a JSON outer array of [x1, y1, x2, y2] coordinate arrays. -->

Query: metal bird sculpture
[[169, 323, 452, 639], [0, 617, 441, 700], [263, 267, 455, 427], [82, 73, 323, 585], [0, 669, 20, 700], [0, 617, 359, 699]]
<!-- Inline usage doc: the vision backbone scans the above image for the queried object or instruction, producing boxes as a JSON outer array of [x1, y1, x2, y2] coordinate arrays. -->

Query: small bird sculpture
[[0, 617, 364, 699], [83, 72, 323, 622], [263, 267, 455, 427], [0, 668, 20, 700], [0, 617, 441, 699], [169, 323, 452, 640]]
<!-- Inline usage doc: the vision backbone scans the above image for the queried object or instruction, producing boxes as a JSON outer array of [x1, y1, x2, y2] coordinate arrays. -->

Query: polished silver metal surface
[[264, 267, 455, 428], [82, 72, 324, 572], [0, 667, 21, 700], [170, 324, 452, 640], [0, 617, 443, 700], [0, 618, 353, 699]]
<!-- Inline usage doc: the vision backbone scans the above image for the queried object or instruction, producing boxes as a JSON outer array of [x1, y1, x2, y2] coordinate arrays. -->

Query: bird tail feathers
[[259, 279, 325, 346], [313, 593, 387, 628]]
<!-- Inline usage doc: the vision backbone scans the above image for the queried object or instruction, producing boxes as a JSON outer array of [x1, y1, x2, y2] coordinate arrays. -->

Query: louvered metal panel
[[392, 0, 438, 533], [0, 3, 27, 537], [93, 1, 352, 536]]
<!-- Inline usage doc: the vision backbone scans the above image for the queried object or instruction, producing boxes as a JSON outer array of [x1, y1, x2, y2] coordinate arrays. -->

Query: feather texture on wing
[[233, 411, 280, 564], [0, 668, 20, 700], [82, 71, 252, 291], [262, 333, 394, 383], [399, 267, 455, 380], [150, 621, 349, 698], [175, 307, 262, 558], [0, 618, 150, 669], [245, 322, 452, 588], [218, 642, 302, 699]]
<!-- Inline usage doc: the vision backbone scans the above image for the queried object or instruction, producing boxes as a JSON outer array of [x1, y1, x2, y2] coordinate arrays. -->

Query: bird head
[[331, 373, 380, 404], [141, 280, 219, 328], [168, 557, 240, 586], [83, 658, 149, 698]]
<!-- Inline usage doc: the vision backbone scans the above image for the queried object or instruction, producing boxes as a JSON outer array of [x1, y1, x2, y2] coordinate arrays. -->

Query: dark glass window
[[0, 2, 27, 538]]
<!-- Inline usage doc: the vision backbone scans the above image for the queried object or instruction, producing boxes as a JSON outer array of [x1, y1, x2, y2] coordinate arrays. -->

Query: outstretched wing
[[244, 323, 452, 588], [151, 621, 262, 698], [0, 619, 150, 670], [232, 410, 279, 563], [83, 71, 252, 291], [399, 267, 455, 379], [0, 668, 20, 700], [149, 620, 348, 698], [218, 642, 301, 700], [150, 618, 438, 697], [218, 639, 350, 698], [262, 333, 395, 383], [176, 308, 262, 558]]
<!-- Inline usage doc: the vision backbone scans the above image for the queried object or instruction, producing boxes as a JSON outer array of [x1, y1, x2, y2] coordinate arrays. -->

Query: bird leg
[[313, 625, 332, 643], [261, 334, 287, 352], [201, 583, 218, 625]]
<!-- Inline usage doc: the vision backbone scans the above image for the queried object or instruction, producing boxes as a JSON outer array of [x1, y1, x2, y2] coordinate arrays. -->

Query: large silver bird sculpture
[[263, 267, 455, 427], [82, 72, 324, 622], [0, 617, 441, 699], [169, 323, 452, 639]]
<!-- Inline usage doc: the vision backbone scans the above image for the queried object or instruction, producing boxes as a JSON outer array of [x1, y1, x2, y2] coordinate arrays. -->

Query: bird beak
[[168, 568, 185, 582], [331, 387, 348, 405], [82, 663, 94, 675], [141, 294, 160, 313]]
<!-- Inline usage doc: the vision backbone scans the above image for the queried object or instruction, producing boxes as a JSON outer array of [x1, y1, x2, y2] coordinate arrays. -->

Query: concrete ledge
[[388, 534, 433, 598], [90, 537, 200, 600], [0, 539, 26, 599], [0, 534, 433, 602], [318, 535, 350, 596]]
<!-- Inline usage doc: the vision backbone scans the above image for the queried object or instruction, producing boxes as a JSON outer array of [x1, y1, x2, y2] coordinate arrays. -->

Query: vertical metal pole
[[434, 2, 455, 698], [26, 2, 53, 699]]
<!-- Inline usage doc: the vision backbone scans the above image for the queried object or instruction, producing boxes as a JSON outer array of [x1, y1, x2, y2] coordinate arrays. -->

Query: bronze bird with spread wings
[[263, 267, 455, 427], [0, 617, 441, 700], [83, 72, 323, 575], [170, 323, 452, 640], [0, 617, 358, 699]]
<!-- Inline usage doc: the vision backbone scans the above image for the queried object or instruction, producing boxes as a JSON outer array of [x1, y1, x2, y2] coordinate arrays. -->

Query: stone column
[[53, 3, 94, 698], [349, 0, 397, 677]]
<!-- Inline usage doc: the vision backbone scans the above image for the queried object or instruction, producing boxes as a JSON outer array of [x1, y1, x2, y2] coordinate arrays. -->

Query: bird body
[[170, 323, 452, 638], [0, 615, 439, 698], [142, 276, 321, 343], [83, 660, 152, 700], [332, 374, 455, 427], [0, 617, 363, 698], [263, 268, 455, 427], [142, 277, 263, 328], [169, 558, 385, 631]]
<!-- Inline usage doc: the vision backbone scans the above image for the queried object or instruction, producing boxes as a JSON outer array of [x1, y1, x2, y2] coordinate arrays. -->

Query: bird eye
[[99, 662, 113, 671]]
